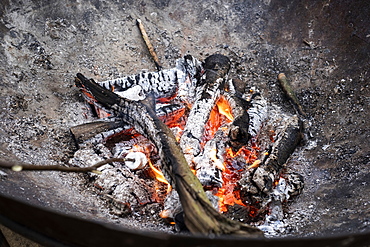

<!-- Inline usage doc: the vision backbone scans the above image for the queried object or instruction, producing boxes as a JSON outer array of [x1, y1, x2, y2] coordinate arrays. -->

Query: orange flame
[[203, 96, 234, 143], [216, 146, 260, 213], [148, 160, 171, 193], [247, 159, 261, 169], [216, 95, 234, 121]]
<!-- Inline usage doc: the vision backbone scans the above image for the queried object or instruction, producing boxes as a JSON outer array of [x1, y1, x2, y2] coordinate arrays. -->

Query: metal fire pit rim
[[0, 192, 369, 247]]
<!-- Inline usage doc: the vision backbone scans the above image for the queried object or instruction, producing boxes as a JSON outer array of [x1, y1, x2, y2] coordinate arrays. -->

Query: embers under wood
[[71, 54, 303, 236]]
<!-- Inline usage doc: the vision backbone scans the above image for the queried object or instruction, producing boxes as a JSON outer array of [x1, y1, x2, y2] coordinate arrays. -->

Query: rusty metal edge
[[0, 192, 369, 247]]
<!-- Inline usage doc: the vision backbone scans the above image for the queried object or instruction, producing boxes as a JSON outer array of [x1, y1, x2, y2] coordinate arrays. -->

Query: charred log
[[223, 93, 251, 151], [239, 114, 303, 204], [70, 119, 129, 145], [180, 54, 231, 163]]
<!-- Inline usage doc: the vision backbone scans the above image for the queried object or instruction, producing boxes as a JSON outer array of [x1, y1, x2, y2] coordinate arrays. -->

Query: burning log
[[74, 73, 264, 237], [179, 55, 230, 163], [95, 55, 202, 102], [239, 114, 303, 205]]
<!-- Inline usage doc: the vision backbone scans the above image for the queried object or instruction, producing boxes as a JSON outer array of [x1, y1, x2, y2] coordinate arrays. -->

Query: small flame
[[203, 96, 234, 144], [148, 160, 171, 193], [216, 96, 234, 121], [247, 159, 261, 169]]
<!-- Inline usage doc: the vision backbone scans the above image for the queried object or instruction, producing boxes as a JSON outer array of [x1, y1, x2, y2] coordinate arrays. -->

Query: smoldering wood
[[179, 73, 225, 163], [95, 55, 202, 103], [239, 114, 303, 204], [246, 93, 268, 138], [70, 145, 158, 214], [223, 93, 251, 150], [74, 73, 264, 237], [179, 54, 231, 164], [193, 129, 228, 188]]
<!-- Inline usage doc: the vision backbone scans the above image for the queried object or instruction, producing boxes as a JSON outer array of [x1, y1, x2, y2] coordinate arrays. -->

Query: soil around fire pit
[[0, 0, 369, 240]]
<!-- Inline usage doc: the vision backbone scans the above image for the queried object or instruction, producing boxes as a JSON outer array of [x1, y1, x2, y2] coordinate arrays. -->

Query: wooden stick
[[0, 158, 133, 173], [278, 73, 307, 117], [136, 19, 162, 71]]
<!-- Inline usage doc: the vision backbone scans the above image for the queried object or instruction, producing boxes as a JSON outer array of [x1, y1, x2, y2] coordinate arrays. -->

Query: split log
[[223, 92, 251, 151], [75, 73, 263, 237]]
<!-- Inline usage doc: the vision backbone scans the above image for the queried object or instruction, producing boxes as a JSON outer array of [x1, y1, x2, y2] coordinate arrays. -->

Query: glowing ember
[[216, 146, 260, 213]]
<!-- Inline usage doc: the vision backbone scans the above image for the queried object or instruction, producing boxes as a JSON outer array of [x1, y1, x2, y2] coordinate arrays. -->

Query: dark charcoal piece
[[70, 120, 126, 144], [253, 115, 303, 194], [203, 54, 231, 74]]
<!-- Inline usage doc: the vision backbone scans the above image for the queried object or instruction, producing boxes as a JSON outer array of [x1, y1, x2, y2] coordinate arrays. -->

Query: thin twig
[[278, 73, 307, 117], [136, 19, 162, 71], [0, 158, 133, 173]]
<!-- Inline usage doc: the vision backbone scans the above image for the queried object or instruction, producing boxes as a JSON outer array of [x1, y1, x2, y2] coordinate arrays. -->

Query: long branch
[[0, 158, 132, 173]]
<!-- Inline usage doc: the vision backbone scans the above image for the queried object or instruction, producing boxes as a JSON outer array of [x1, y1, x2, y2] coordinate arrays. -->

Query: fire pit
[[0, 0, 369, 246]]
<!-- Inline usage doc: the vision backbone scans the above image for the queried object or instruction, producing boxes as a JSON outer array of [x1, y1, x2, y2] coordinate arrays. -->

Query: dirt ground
[[0, 0, 369, 242]]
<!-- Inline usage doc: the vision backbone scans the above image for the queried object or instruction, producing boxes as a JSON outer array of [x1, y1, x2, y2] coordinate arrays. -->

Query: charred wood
[[239, 114, 303, 204], [180, 54, 231, 164], [223, 93, 251, 151], [70, 119, 129, 146]]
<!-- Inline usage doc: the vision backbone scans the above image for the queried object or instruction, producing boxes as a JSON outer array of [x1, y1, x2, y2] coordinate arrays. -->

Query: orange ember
[[203, 96, 233, 143], [160, 107, 186, 129], [216, 146, 260, 213]]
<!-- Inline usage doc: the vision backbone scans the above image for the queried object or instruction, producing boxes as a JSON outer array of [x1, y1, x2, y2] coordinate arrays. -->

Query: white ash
[[94, 164, 154, 211], [0, 170, 8, 177], [257, 177, 291, 236], [115, 85, 146, 101], [69, 148, 104, 168], [162, 190, 181, 219], [193, 130, 228, 188], [246, 91, 268, 138]]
